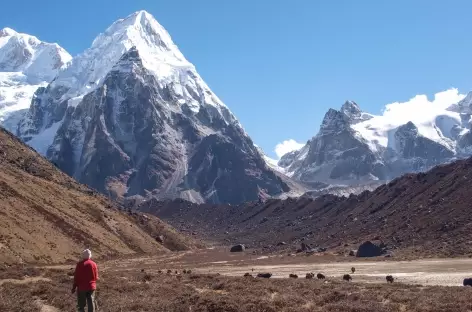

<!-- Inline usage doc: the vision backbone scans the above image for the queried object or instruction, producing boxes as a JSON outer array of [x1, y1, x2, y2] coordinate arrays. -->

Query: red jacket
[[74, 259, 98, 291]]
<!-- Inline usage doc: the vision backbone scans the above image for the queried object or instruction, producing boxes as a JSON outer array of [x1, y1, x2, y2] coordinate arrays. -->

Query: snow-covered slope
[[279, 92, 472, 185], [0, 28, 71, 131], [15, 11, 290, 204]]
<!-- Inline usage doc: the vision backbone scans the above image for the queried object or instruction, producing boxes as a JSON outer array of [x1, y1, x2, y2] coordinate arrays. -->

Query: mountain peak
[[0, 28, 72, 81], [319, 108, 348, 135], [94, 9, 187, 64], [0, 27, 17, 37], [396, 121, 419, 138], [341, 100, 362, 119], [53, 10, 192, 101], [341, 100, 361, 113]]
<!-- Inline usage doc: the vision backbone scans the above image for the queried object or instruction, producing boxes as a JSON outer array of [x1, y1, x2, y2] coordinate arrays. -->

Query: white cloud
[[275, 139, 305, 158], [382, 88, 465, 122], [351, 88, 467, 150]]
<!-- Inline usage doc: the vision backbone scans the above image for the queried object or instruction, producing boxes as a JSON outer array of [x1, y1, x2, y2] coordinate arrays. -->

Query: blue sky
[[2, 0, 472, 158]]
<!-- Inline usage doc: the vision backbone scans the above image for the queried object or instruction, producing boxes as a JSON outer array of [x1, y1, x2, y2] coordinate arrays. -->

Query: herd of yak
[[245, 267, 472, 286], [150, 267, 472, 286], [243, 267, 395, 283]]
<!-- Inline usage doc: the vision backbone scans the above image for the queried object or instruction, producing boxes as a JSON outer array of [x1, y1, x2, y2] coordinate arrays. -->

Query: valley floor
[[102, 248, 472, 287], [2, 249, 472, 311]]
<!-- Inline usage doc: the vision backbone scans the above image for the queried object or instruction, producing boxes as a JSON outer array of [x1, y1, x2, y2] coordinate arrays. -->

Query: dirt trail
[[0, 276, 51, 286], [35, 300, 60, 312]]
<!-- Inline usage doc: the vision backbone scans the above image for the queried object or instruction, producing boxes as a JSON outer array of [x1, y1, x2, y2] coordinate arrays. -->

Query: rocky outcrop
[[230, 244, 245, 252], [356, 241, 386, 257]]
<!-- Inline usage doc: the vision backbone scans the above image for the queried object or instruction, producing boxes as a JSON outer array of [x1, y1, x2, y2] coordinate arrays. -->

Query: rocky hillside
[[142, 157, 472, 258], [12, 11, 291, 204], [0, 126, 200, 264], [279, 98, 472, 188]]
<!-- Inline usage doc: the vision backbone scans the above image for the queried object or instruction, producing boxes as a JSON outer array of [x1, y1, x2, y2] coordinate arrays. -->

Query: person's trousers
[[77, 290, 97, 312]]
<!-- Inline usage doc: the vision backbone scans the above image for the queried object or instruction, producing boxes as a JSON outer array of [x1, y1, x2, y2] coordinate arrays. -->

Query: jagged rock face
[[187, 133, 289, 204], [279, 98, 472, 186], [394, 122, 454, 160], [17, 13, 289, 204], [340, 100, 373, 124], [282, 106, 387, 183]]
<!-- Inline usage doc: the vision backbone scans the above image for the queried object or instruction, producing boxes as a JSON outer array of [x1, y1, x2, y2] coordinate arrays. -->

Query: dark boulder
[[230, 244, 245, 252], [155, 235, 165, 244], [301, 242, 310, 251], [356, 241, 386, 257]]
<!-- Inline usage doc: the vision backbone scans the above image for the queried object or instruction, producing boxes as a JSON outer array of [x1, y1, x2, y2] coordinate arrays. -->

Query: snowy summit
[[278, 89, 472, 186], [0, 27, 71, 130], [11, 10, 290, 204]]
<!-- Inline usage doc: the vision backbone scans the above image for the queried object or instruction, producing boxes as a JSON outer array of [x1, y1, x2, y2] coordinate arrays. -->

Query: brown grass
[[0, 266, 471, 311], [0, 127, 201, 264]]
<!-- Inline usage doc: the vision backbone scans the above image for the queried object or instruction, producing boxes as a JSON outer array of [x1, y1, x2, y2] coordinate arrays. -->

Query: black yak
[[343, 274, 352, 281]]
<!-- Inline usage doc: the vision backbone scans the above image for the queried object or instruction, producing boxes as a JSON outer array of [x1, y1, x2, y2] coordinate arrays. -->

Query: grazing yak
[[244, 273, 253, 277], [351, 267, 356, 274], [463, 278, 472, 286], [257, 273, 272, 278], [306, 273, 315, 279], [289, 274, 298, 278], [386, 275, 394, 283], [343, 274, 352, 281], [317, 273, 326, 280]]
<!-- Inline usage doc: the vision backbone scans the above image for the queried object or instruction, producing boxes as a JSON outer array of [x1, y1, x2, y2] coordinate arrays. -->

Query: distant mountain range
[[1, 11, 472, 204], [1, 11, 294, 204], [276, 96, 472, 188]]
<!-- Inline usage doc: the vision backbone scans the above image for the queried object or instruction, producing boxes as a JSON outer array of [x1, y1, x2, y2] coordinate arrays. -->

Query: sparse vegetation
[[0, 266, 472, 311], [0, 127, 201, 264]]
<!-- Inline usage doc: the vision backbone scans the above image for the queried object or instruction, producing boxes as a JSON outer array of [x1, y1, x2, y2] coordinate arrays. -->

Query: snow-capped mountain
[[279, 95, 472, 185], [15, 11, 290, 204], [0, 28, 71, 131]]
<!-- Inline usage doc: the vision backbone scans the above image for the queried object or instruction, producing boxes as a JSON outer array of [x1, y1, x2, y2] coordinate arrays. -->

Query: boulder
[[301, 242, 310, 251], [155, 235, 165, 244], [230, 244, 245, 252], [356, 241, 386, 257]]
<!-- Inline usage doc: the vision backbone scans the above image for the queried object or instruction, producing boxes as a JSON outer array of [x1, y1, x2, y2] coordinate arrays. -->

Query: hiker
[[72, 249, 99, 312]]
